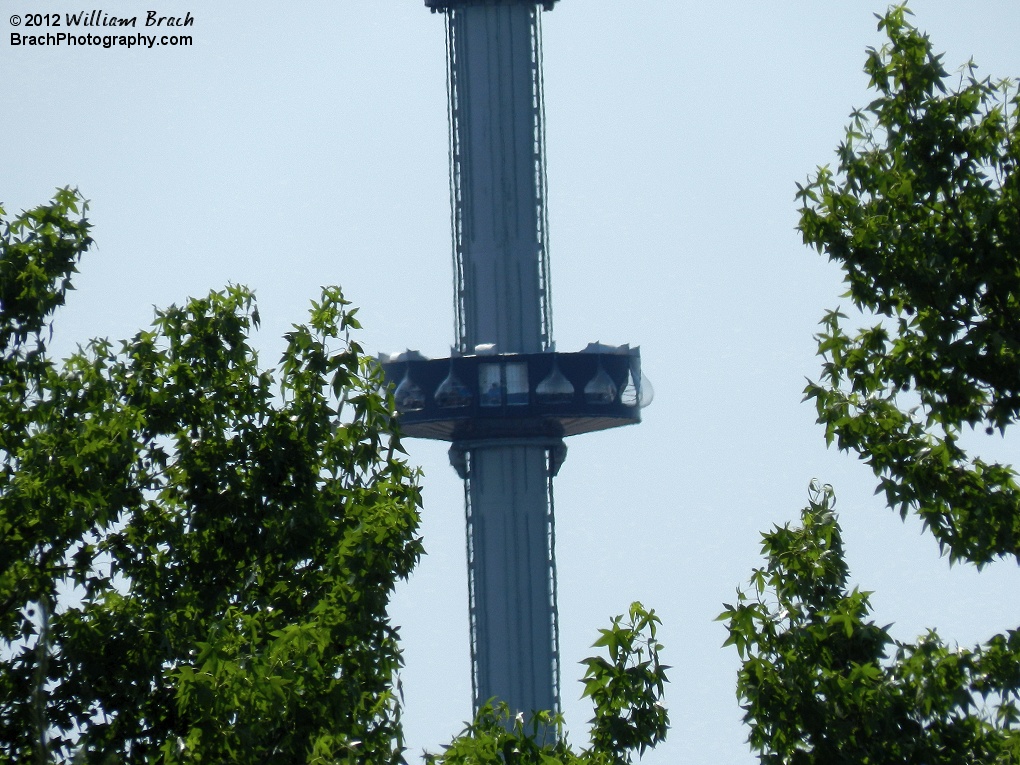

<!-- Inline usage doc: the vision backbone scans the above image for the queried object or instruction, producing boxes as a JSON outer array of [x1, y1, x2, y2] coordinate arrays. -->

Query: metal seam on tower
[[462, 466, 479, 707], [445, 17, 464, 351], [533, 9, 553, 350], [545, 458, 561, 709]]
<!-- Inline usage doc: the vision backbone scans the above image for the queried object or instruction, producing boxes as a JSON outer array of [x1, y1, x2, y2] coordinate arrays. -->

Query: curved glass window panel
[[620, 369, 639, 407], [536, 361, 574, 405], [584, 362, 617, 405], [435, 367, 472, 408], [394, 371, 426, 412], [478, 363, 503, 407], [639, 372, 655, 408], [505, 362, 529, 406]]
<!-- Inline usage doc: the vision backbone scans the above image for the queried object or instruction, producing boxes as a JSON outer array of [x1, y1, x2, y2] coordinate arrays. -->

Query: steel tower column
[[392, 0, 645, 725], [443, 1, 559, 716], [464, 444, 558, 715], [445, 2, 552, 355]]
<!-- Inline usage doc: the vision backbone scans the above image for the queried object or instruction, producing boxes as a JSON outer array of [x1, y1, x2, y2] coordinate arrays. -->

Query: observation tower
[[381, 0, 650, 718]]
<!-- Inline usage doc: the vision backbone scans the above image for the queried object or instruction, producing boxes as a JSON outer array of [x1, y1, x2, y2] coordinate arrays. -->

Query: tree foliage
[[721, 483, 1020, 764], [580, 603, 669, 765], [723, 5, 1020, 763], [428, 603, 668, 765], [800, 4, 1020, 566], [0, 189, 424, 764]]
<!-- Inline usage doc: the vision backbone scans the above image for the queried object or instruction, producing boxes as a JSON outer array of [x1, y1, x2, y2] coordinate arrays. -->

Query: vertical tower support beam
[[447, 4, 553, 354], [444, 1, 560, 716], [463, 445, 559, 715]]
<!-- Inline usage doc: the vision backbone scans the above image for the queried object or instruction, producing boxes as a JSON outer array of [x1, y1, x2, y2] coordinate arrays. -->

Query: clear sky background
[[4, 1, 1020, 762]]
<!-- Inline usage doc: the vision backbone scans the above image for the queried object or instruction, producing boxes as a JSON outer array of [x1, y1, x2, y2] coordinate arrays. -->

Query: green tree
[[722, 5, 1020, 763], [0, 189, 423, 763], [428, 603, 668, 765]]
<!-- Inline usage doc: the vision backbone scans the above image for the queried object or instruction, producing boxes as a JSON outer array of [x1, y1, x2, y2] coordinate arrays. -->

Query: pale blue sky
[[5, 2, 1020, 762]]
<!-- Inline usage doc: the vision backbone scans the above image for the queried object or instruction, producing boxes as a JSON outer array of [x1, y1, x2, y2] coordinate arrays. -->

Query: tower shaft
[[465, 446, 558, 714], [391, 0, 644, 728], [391, 0, 643, 725], [447, 3, 552, 355], [445, 2, 559, 715]]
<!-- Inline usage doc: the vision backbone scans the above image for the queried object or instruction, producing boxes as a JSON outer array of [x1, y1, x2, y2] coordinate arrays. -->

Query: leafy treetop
[[798, 4, 1020, 566], [0, 188, 424, 764], [723, 5, 1020, 763]]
